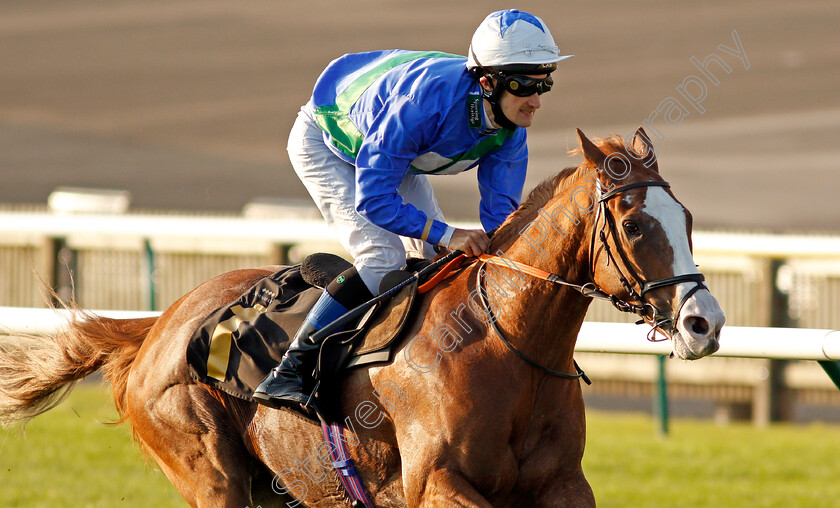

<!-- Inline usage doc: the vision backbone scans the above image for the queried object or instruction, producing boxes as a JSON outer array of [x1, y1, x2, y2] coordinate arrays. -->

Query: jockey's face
[[480, 74, 549, 129], [498, 75, 546, 128]]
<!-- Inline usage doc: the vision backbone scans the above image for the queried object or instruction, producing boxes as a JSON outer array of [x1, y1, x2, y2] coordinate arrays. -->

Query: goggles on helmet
[[499, 73, 553, 96]]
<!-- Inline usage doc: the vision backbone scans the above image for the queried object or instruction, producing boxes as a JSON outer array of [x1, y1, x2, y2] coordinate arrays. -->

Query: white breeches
[[286, 103, 443, 295]]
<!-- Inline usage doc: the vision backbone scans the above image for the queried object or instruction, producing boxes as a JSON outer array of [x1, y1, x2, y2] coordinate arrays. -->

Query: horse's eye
[[623, 221, 640, 235]]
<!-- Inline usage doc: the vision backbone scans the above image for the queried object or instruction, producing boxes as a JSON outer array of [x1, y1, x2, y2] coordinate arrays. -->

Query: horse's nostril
[[689, 316, 709, 336]]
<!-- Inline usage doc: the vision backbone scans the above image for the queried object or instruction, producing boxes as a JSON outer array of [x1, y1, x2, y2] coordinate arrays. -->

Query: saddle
[[186, 253, 424, 416]]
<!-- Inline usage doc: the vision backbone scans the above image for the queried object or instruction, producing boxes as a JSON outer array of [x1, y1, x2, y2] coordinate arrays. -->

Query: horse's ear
[[631, 127, 659, 173], [576, 128, 606, 166]]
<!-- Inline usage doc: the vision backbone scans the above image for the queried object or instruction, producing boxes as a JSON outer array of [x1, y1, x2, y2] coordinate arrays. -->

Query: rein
[[475, 265, 591, 383], [474, 180, 708, 378]]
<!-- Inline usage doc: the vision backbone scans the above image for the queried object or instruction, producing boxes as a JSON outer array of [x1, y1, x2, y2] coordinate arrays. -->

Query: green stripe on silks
[[314, 51, 462, 158], [818, 360, 840, 391], [408, 128, 515, 174]]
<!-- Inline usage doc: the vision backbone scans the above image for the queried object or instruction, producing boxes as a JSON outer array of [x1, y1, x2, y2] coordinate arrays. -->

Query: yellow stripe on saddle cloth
[[187, 253, 428, 408]]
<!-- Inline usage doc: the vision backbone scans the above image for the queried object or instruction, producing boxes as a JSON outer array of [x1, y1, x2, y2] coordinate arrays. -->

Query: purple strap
[[321, 422, 376, 507]]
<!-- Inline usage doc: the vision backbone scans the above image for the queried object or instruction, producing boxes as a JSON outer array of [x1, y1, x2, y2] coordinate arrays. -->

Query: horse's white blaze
[[642, 187, 725, 357], [641, 187, 698, 295]]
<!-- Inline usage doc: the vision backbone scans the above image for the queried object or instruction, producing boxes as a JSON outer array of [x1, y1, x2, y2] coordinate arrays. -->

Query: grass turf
[[0, 383, 183, 508], [1, 384, 839, 507], [584, 410, 840, 508]]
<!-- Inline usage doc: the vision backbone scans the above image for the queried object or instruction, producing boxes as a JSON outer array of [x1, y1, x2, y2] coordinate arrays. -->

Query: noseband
[[476, 180, 707, 379]]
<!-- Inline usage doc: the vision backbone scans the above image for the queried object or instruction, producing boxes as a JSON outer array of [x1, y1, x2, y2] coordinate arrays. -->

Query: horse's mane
[[491, 134, 635, 249], [492, 166, 579, 247]]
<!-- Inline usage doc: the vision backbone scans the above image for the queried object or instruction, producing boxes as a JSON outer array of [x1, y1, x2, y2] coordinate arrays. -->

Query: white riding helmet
[[467, 9, 573, 73]]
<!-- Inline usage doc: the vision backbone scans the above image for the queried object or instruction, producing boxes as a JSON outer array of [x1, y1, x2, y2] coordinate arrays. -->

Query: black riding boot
[[252, 290, 344, 409], [253, 267, 372, 409]]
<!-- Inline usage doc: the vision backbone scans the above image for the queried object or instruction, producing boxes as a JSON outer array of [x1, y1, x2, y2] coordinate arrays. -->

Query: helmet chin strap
[[471, 47, 518, 131], [481, 80, 518, 131]]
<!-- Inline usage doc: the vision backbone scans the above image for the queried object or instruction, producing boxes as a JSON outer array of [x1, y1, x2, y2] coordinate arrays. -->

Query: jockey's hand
[[447, 228, 490, 257]]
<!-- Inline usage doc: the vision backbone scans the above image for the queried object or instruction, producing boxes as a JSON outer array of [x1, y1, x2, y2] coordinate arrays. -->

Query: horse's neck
[[491, 167, 596, 284], [487, 185, 596, 368]]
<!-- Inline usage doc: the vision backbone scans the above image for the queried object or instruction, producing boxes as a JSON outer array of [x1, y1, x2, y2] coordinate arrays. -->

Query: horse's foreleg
[[408, 468, 493, 508], [534, 469, 595, 508]]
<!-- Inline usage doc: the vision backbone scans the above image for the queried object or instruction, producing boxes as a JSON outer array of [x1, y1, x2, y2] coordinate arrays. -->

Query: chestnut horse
[[0, 129, 724, 507]]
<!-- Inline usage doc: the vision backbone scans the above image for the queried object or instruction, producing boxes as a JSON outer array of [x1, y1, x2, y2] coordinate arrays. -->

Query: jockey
[[254, 9, 572, 409]]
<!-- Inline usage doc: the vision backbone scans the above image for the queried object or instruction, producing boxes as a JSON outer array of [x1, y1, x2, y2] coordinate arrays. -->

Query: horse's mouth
[[672, 334, 720, 360]]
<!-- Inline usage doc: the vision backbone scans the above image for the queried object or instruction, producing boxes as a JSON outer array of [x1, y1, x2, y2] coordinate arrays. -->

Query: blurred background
[[2, 0, 838, 230], [2, 0, 839, 401], [1, 1, 840, 506], [1, 0, 839, 419]]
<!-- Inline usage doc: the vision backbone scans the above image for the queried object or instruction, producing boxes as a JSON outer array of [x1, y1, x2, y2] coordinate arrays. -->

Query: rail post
[[270, 243, 293, 265], [763, 259, 794, 424], [142, 239, 157, 311], [654, 355, 669, 437], [52, 237, 77, 305]]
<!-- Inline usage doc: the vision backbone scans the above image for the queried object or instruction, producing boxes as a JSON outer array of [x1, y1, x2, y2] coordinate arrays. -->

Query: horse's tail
[[0, 310, 158, 427]]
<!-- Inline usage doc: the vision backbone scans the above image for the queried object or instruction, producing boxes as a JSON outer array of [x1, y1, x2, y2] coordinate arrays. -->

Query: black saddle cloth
[[186, 252, 426, 418], [186, 264, 323, 401]]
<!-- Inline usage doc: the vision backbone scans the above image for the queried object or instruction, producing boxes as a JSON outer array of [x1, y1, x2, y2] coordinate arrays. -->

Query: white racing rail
[[0, 307, 160, 336], [575, 322, 840, 361], [2, 306, 838, 362], [2, 209, 840, 258]]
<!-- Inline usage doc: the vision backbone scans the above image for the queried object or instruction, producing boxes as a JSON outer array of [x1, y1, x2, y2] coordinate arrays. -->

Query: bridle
[[589, 180, 707, 340], [475, 179, 708, 380]]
